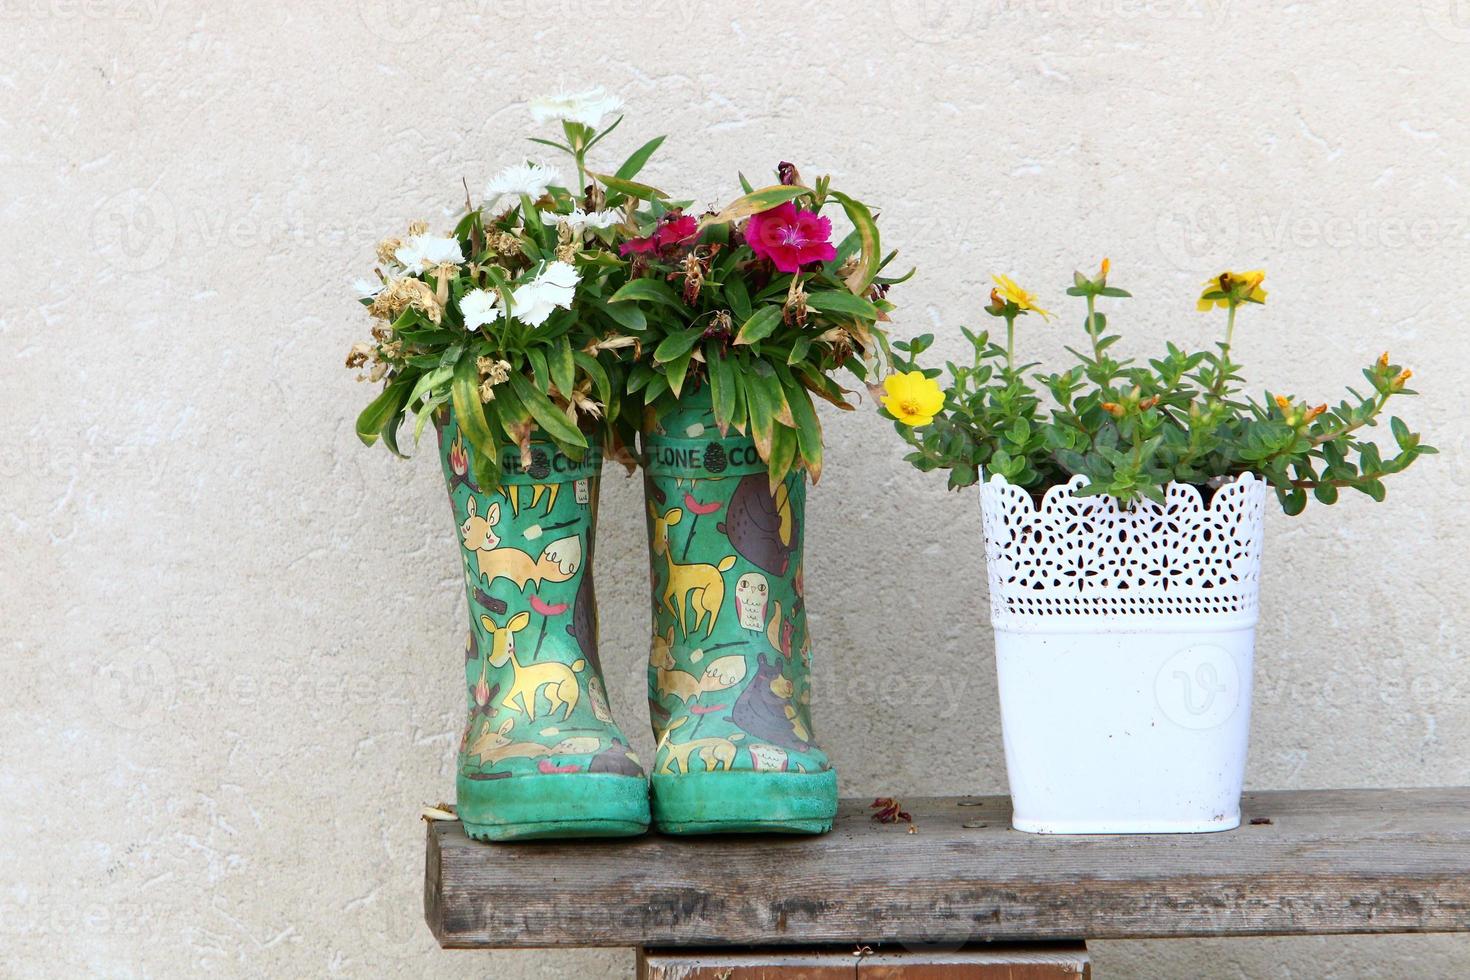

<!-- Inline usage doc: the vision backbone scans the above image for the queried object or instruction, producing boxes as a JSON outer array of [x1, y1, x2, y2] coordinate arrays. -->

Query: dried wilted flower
[[489, 231, 523, 257], [477, 357, 512, 403], [375, 237, 403, 265], [369, 276, 443, 324], [777, 161, 802, 186], [703, 309, 733, 342], [784, 276, 808, 328], [406, 220, 430, 237], [588, 334, 639, 356], [681, 251, 706, 305], [870, 797, 912, 824], [477, 357, 512, 386], [556, 242, 579, 263], [345, 342, 374, 370]]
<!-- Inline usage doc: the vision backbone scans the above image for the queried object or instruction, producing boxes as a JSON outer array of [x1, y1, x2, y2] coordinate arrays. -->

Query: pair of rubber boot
[[441, 390, 835, 840]]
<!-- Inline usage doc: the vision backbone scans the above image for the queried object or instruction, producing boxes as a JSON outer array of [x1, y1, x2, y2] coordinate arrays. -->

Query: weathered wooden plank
[[426, 788, 1470, 948], [636, 944, 1090, 979]]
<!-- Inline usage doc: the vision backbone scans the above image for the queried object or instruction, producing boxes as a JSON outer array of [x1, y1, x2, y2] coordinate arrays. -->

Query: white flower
[[484, 162, 561, 210], [459, 288, 502, 330], [541, 207, 623, 235], [353, 277, 385, 298], [393, 235, 464, 275], [530, 87, 623, 128], [507, 261, 580, 328]]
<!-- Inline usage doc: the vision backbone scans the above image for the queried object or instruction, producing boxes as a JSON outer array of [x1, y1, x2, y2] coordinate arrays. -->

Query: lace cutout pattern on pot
[[978, 474, 1267, 628]]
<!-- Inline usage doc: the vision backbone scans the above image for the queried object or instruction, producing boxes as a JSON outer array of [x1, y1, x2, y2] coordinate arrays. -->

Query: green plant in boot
[[584, 154, 905, 834], [441, 420, 649, 840], [344, 89, 667, 839]]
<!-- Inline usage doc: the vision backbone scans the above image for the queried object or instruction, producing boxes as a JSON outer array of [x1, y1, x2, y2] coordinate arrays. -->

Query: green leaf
[[573, 351, 611, 406], [600, 300, 647, 332], [450, 356, 499, 488], [508, 372, 588, 453], [708, 346, 736, 428], [526, 348, 550, 393], [742, 371, 776, 460], [828, 190, 880, 293], [589, 171, 668, 200], [805, 289, 880, 320], [665, 348, 694, 398], [356, 374, 415, 446], [550, 337, 575, 398], [725, 276, 752, 323], [704, 185, 807, 226], [614, 135, 666, 180], [609, 277, 686, 311], [734, 306, 783, 346], [768, 423, 797, 488], [785, 380, 824, 481], [654, 328, 703, 364]]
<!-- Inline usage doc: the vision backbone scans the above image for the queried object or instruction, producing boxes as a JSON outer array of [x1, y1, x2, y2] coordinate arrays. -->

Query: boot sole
[[651, 770, 838, 835], [457, 772, 650, 841]]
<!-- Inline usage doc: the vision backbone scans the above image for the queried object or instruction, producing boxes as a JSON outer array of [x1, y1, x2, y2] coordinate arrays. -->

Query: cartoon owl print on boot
[[717, 475, 797, 576], [729, 654, 810, 753]]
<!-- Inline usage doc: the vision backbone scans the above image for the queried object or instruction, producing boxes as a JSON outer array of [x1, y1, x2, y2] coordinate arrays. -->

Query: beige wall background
[[6, 0, 1470, 976]]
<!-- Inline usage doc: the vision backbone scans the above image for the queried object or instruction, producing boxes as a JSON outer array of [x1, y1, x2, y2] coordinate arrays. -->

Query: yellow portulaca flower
[[992, 274, 1054, 319], [881, 371, 945, 427], [1197, 269, 1267, 311]]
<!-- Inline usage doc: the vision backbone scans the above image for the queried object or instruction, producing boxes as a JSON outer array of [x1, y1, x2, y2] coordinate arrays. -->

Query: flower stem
[[1086, 294, 1100, 362], [1005, 314, 1016, 373], [1209, 301, 1239, 401]]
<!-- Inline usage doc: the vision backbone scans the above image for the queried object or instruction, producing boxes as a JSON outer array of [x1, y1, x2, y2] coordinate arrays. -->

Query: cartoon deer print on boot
[[461, 498, 581, 593], [649, 502, 736, 639], [482, 611, 583, 721]]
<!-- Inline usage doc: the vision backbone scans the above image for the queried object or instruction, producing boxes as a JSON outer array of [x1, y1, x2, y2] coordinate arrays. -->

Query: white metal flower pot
[[979, 473, 1267, 834]]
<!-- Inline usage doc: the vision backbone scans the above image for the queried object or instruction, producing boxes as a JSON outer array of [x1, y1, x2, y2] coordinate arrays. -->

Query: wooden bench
[[423, 787, 1470, 977]]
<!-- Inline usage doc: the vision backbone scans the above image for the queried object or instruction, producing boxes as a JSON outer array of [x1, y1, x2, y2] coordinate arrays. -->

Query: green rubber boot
[[641, 389, 837, 835], [439, 414, 650, 841]]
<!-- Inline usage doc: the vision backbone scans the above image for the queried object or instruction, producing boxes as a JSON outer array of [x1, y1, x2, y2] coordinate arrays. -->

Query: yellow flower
[[992, 274, 1053, 319], [1197, 269, 1267, 311], [881, 371, 945, 427], [1099, 257, 1110, 280]]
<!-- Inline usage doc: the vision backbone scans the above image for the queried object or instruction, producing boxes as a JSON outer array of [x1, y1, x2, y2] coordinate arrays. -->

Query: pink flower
[[744, 202, 836, 274], [656, 214, 698, 249], [619, 213, 699, 257]]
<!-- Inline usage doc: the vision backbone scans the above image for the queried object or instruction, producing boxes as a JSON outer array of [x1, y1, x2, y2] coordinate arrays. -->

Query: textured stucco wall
[[6, 1, 1470, 976]]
